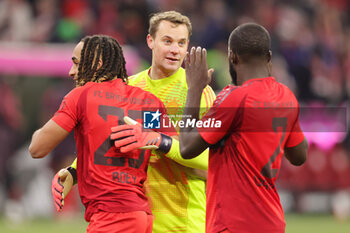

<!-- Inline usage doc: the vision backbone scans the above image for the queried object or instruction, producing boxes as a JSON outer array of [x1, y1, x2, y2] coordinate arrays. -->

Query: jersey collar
[[242, 76, 275, 86]]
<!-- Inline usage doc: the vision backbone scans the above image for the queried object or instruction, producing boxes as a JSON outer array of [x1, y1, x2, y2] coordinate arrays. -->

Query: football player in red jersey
[[29, 35, 172, 233], [90, 23, 308, 233], [177, 23, 308, 233], [50, 11, 214, 233]]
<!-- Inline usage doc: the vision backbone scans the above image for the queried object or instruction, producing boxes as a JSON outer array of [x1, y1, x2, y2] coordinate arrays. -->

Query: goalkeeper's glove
[[51, 167, 76, 212], [111, 116, 172, 153]]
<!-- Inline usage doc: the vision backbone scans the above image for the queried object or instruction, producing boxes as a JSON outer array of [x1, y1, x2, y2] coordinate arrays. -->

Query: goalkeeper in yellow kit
[[52, 11, 215, 233]]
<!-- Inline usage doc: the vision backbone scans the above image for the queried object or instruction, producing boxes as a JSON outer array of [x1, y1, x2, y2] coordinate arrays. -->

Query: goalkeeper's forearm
[[157, 137, 208, 170], [111, 119, 207, 170]]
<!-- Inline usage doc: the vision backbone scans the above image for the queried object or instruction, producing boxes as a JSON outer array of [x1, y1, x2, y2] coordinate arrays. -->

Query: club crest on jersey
[[143, 110, 161, 129]]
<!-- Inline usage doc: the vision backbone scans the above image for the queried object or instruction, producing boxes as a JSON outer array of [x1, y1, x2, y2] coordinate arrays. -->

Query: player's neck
[[149, 66, 177, 80], [237, 63, 271, 85]]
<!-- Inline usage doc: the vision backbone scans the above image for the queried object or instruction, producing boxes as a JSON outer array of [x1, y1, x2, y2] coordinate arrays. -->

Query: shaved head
[[229, 23, 271, 63]]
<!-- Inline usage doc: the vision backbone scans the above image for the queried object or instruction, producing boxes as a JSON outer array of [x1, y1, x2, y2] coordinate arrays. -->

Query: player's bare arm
[[29, 119, 70, 158], [179, 47, 212, 159], [284, 137, 308, 166], [29, 119, 72, 211]]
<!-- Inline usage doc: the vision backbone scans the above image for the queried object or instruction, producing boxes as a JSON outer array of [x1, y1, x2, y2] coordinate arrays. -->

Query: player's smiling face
[[69, 41, 84, 82], [148, 20, 189, 77]]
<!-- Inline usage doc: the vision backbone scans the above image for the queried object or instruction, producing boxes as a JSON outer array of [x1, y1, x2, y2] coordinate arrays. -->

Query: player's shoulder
[[203, 84, 216, 97], [201, 84, 216, 108], [213, 84, 244, 106], [276, 80, 297, 97], [242, 76, 293, 95], [128, 69, 149, 84], [217, 84, 244, 97], [125, 81, 163, 106], [265, 77, 299, 102], [64, 82, 94, 99]]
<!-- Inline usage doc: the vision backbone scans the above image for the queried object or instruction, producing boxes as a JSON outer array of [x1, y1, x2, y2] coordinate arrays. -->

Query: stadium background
[[0, 0, 349, 232]]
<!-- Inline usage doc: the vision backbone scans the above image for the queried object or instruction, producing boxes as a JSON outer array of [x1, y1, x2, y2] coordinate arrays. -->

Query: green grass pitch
[[0, 214, 349, 233]]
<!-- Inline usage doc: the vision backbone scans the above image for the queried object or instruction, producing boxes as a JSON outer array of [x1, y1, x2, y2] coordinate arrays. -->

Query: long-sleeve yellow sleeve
[[163, 138, 208, 170]]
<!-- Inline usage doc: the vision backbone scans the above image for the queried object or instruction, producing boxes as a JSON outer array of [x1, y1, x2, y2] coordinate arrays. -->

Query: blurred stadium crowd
[[0, 0, 350, 222]]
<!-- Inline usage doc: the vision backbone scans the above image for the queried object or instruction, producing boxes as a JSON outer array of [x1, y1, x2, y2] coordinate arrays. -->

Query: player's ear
[[229, 50, 239, 65], [147, 34, 154, 50], [267, 50, 272, 62]]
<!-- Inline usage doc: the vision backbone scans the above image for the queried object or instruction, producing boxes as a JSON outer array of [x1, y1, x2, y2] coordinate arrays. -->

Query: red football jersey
[[52, 79, 167, 222], [198, 77, 305, 233]]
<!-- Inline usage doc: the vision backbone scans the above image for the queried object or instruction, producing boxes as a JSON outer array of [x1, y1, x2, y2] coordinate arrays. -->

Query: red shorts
[[86, 211, 153, 233]]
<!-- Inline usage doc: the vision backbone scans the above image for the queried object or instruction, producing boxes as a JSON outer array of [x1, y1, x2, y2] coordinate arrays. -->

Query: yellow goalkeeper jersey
[[128, 67, 215, 233]]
